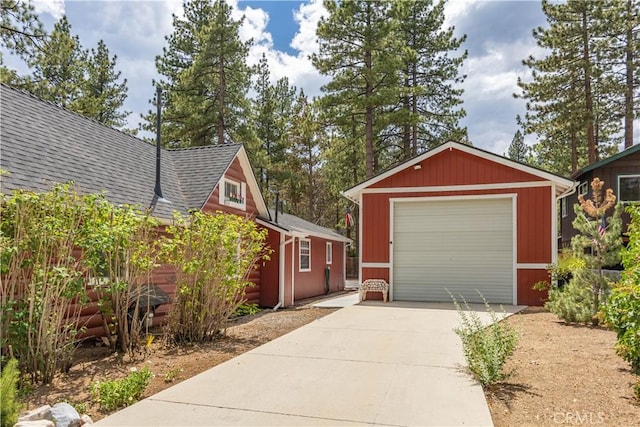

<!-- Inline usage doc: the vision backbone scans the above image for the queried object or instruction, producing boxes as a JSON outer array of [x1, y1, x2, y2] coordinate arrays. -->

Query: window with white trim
[[299, 239, 311, 272], [561, 197, 568, 218], [326, 242, 332, 264], [618, 174, 640, 203], [578, 181, 588, 196], [222, 178, 246, 210]]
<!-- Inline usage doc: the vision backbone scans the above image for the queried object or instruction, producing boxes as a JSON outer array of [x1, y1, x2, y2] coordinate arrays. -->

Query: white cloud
[[32, 0, 65, 19], [291, 0, 326, 56], [442, 0, 481, 29]]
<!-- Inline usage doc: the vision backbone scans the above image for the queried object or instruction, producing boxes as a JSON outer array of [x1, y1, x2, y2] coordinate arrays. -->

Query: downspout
[[291, 236, 296, 306], [274, 232, 295, 311]]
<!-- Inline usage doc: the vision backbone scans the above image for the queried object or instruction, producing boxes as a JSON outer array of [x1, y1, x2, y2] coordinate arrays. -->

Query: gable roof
[[0, 84, 267, 219], [258, 211, 351, 243], [342, 140, 576, 202], [571, 143, 640, 178]]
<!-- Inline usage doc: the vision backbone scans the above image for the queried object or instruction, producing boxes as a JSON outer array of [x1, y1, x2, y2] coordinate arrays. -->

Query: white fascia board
[[236, 146, 269, 217]]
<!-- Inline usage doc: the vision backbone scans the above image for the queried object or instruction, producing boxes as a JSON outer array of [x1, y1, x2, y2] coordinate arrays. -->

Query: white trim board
[[362, 181, 552, 194], [517, 263, 549, 270], [362, 262, 391, 268]]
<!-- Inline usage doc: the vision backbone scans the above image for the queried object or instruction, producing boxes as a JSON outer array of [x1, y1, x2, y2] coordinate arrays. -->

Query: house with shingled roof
[[0, 83, 350, 336]]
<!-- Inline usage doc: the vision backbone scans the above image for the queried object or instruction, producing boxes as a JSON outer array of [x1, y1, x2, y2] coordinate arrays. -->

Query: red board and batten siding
[[360, 148, 556, 305], [292, 237, 344, 301]]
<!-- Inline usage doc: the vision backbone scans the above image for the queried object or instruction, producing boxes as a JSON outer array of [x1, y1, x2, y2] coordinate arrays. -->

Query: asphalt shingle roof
[[0, 84, 350, 243], [268, 211, 350, 242], [0, 84, 238, 219], [168, 144, 240, 211]]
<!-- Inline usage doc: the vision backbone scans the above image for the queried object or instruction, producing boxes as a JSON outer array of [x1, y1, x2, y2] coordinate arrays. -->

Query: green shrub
[[90, 366, 153, 411], [545, 273, 601, 324], [634, 378, 640, 400], [234, 303, 261, 317], [452, 294, 519, 386], [162, 211, 270, 343], [1, 359, 22, 427], [602, 204, 640, 374]]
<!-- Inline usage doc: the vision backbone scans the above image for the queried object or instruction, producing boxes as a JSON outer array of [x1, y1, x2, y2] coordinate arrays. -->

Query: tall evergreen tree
[[517, 0, 621, 176], [147, 0, 252, 147], [507, 129, 529, 163], [0, 0, 45, 57], [141, 0, 217, 144], [75, 40, 129, 127], [602, 0, 640, 149], [393, 0, 467, 157], [251, 54, 296, 207], [284, 91, 326, 222], [313, 0, 402, 179], [27, 15, 86, 108]]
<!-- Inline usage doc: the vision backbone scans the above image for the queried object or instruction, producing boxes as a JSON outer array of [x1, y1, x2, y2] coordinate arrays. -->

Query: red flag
[[345, 207, 353, 227]]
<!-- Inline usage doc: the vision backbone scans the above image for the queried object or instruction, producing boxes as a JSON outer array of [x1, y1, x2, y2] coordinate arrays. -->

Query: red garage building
[[343, 141, 575, 306]]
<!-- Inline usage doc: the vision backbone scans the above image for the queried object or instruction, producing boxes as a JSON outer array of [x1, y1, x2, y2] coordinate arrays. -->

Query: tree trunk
[[411, 62, 418, 156], [571, 130, 578, 173], [364, 12, 374, 179], [402, 69, 411, 160], [581, 9, 597, 163], [624, 0, 634, 149]]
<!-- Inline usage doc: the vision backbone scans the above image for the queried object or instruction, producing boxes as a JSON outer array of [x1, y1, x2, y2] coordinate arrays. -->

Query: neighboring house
[[343, 141, 575, 306], [0, 84, 349, 337], [559, 144, 640, 248]]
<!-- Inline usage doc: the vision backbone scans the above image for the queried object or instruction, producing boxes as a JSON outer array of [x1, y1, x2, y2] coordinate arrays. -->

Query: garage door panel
[[392, 198, 513, 304]]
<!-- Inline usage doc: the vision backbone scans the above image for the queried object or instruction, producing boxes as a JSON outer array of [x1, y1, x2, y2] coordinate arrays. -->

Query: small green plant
[[163, 367, 182, 383], [634, 378, 640, 401], [1, 359, 22, 427], [451, 293, 519, 386], [234, 303, 261, 317], [90, 366, 153, 411], [64, 399, 87, 415]]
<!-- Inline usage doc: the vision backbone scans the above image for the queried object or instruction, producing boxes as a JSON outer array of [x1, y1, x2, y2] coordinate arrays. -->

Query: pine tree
[[507, 129, 529, 163], [141, 0, 215, 144], [0, 0, 45, 57], [601, 0, 640, 149], [27, 15, 86, 108], [393, 0, 467, 157], [147, 0, 252, 147], [313, 0, 402, 178], [517, 0, 621, 176], [284, 91, 326, 222], [75, 40, 129, 128], [251, 54, 296, 206]]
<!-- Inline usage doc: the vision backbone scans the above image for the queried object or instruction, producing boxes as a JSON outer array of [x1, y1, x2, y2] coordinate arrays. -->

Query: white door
[[392, 197, 514, 304]]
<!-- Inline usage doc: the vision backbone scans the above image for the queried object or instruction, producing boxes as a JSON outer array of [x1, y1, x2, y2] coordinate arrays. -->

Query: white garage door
[[392, 197, 514, 304]]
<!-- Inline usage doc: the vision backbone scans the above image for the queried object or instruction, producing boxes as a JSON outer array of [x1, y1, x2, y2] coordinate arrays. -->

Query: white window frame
[[578, 181, 588, 196], [618, 174, 640, 203], [561, 197, 568, 218], [326, 242, 332, 264], [299, 239, 311, 272], [222, 177, 246, 211]]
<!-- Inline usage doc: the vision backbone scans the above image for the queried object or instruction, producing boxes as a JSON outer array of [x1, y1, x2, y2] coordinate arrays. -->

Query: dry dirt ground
[[21, 299, 339, 422], [486, 307, 640, 426], [21, 301, 640, 425]]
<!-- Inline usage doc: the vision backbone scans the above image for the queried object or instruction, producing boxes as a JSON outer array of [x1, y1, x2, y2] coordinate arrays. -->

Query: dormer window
[[223, 178, 246, 210]]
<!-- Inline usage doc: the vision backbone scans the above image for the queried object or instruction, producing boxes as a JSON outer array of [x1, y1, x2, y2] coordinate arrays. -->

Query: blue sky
[[12, 0, 628, 157]]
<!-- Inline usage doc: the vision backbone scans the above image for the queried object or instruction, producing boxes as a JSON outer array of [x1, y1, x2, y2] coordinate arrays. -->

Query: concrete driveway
[[97, 300, 524, 426]]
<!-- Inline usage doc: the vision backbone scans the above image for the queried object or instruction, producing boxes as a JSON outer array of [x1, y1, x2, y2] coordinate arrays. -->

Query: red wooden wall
[[360, 147, 556, 305]]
